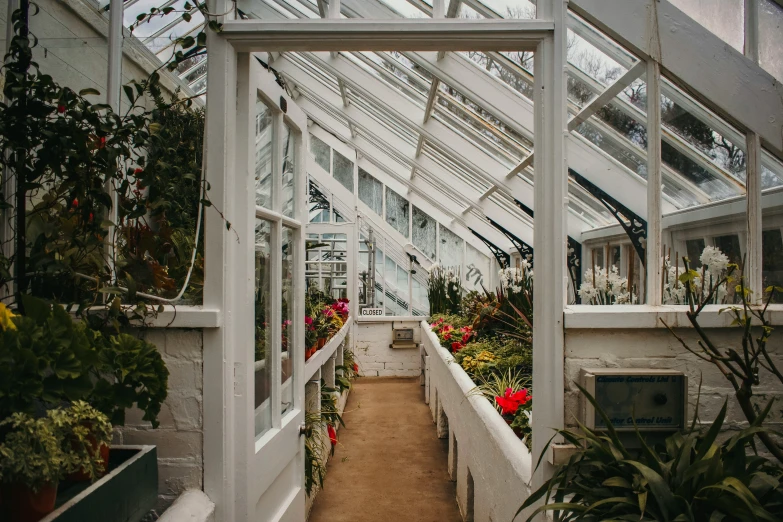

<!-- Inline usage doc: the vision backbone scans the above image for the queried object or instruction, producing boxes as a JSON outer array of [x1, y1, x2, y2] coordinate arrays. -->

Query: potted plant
[[49, 401, 112, 482], [0, 413, 64, 522]]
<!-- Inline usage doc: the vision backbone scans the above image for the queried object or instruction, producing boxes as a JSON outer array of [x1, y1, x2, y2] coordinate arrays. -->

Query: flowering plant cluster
[[495, 387, 531, 416], [578, 265, 636, 305], [430, 317, 474, 353], [461, 350, 496, 372], [499, 263, 533, 294], [304, 287, 350, 361], [427, 264, 463, 315], [663, 246, 733, 305]]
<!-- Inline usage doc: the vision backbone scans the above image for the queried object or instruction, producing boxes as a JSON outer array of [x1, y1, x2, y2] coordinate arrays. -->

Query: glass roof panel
[[759, 0, 783, 82]]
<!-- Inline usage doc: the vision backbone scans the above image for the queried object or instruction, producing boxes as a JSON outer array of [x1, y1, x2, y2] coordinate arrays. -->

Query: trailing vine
[[0, 3, 227, 327]]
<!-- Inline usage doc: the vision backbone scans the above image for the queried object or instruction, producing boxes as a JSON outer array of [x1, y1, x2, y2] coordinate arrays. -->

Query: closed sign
[[361, 308, 384, 316]]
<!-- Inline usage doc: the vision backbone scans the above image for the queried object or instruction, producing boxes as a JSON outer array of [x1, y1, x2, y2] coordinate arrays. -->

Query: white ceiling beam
[[305, 106, 514, 253], [285, 69, 535, 245], [567, 61, 645, 130], [316, 0, 327, 17], [282, 52, 537, 208], [423, 78, 440, 123], [569, 0, 783, 160], [222, 19, 552, 52]]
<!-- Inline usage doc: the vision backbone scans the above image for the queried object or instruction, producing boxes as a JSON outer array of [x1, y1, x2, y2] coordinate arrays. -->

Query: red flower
[[99, 136, 106, 148], [134, 168, 143, 174], [88, 212, 94, 223], [352, 363, 358, 373], [443, 333, 451, 341], [451, 342, 463, 353], [495, 387, 531, 416], [327, 424, 337, 446], [57, 104, 65, 114], [72, 198, 78, 208], [461, 332, 471, 343]]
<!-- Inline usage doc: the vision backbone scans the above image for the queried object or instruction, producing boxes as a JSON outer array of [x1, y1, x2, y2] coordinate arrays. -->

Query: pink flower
[[305, 316, 313, 325], [323, 308, 334, 317], [282, 319, 292, 328]]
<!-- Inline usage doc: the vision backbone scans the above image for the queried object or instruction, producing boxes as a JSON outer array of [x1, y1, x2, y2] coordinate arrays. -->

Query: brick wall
[[354, 320, 422, 377], [564, 326, 783, 432], [113, 329, 204, 516]]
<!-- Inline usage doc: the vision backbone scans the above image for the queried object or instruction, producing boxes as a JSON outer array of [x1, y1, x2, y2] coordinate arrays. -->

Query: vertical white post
[[202, 1, 237, 520], [646, 59, 662, 305], [744, 0, 762, 300], [2, 0, 20, 300], [532, 0, 567, 492], [432, 0, 446, 19], [328, 0, 340, 19], [105, 0, 123, 279]]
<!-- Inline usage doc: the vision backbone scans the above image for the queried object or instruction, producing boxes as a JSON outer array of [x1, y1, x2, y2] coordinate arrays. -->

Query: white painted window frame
[[202, 6, 566, 511]]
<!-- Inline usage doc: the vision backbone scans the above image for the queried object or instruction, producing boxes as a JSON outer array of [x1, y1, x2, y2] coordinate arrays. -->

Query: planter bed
[[41, 445, 157, 522], [421, 322, 532, 522]]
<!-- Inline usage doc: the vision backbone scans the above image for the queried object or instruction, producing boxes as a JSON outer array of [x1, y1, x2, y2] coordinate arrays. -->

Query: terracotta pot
[[66, 437, 110, 482], [2, 482, 58, 522], [317, 337, 327, 350], [305, 345, 316, 361]]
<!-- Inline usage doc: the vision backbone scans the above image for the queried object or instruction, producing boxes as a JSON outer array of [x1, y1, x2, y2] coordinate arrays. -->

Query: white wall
[[421, 324, 532, 522], [354, 319, 422, 377], [114, 329, 204, 516], [563, 315, 783, 432], [0, 0, 190, 108]]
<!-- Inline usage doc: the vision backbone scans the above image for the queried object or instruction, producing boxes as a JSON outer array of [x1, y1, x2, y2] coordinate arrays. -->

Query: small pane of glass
[[685, 238, 706, 269], [310, 134, 331, 173], [412, 206, 436, 261], [439, 225, 463, 269], [332, 150, 354, 193], [281, 226, 295, 417], [385, 187, 410, 238], [282, 124, 296, 218], [466, 243, 490, 291], [358, 167, 383, 215], [762, 229, 783, 299], [713, 234, 743, 266], [255, 100, 273, 209], [254, 219, 272, 438]]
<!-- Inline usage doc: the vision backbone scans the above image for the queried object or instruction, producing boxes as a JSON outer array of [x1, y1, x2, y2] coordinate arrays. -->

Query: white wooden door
[[234, 53, 308, 522]]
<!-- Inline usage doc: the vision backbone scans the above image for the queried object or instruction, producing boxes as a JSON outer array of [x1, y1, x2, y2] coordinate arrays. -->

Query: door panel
[[235, 52, 309, 522]]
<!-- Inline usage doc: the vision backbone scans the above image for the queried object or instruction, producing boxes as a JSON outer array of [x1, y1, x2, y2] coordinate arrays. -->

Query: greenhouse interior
[[1, 0, 783, 520]]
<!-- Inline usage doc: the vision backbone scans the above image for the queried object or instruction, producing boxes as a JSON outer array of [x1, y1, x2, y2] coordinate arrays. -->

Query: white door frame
[[202, 4, 567, 519]]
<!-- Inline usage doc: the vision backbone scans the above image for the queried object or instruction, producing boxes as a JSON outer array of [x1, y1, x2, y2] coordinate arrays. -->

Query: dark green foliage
[[519, 388, 783, 522], [0, 296, 168, 428]]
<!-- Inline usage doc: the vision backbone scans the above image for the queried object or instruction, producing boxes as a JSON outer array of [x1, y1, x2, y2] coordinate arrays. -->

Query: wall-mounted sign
[[581, 369, 687, 432], [360, 308, 384, 317]]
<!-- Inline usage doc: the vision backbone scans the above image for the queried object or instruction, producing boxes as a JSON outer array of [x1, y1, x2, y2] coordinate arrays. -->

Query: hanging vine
[[0, 3, 226, 326]]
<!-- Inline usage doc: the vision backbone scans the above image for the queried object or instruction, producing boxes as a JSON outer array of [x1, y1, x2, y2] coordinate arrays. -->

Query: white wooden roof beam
[[287, 73, 536, 245], [304, 103, 515, 252], [569, 0, 783, 160]]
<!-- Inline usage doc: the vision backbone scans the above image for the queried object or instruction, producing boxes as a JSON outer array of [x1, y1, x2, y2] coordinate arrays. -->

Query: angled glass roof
[[107, 0, 783, 258]]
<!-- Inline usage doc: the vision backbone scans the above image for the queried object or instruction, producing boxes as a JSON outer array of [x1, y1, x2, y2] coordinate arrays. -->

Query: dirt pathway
[[308, 377, 462, 522]]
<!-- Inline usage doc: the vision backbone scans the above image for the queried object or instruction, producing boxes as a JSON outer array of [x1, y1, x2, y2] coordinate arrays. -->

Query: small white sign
[[361, 308, 384, 316]]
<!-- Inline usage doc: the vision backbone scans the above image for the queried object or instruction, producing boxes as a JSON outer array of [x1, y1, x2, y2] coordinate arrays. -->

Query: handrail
[[305, 316, 353, 382]]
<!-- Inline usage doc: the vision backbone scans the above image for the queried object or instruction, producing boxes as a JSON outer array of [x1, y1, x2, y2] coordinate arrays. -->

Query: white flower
[[700, 246, 729, 274]]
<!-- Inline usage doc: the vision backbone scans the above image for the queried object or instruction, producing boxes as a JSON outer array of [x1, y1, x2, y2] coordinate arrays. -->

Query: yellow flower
[[0, 303, 16, 331]]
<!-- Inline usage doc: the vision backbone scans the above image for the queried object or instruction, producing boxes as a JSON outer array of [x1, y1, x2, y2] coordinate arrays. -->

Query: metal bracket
[[469, 228, 510, 269], [569, 169, 647, 266], [567, 236, 582, 301], [308, 180, 331, 211], [487, 218, 533, 267]]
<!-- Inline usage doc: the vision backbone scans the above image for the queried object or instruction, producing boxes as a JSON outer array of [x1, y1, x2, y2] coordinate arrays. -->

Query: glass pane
[[281, 226, 295, 417], [385, 187, 410, 238], [686, 238, 706, 269], [412, 206, 436, 261], [333, 150, 354, 193], [759, 0, 783, 82], [713, 234, 743, 266], [669, 0, 743, 52], [465, 243, 491, 291], [255, 100, 273, 209], [358, 167, 383, 215], [254, 219, 272, 438], [282, 124, 296, 218], [310, 134, 331, 173], [438, 225, 463, 269], [762, 229, 783, 300]]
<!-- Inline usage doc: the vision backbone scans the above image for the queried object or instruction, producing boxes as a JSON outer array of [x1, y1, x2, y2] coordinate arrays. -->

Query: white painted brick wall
[[565, 327, 783, 431], [354, 320, 423, 377], [114, 329, 204, 515]]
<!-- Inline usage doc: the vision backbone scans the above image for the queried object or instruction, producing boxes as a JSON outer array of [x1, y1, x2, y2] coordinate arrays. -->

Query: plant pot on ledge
[[1, 482, 59, 522]]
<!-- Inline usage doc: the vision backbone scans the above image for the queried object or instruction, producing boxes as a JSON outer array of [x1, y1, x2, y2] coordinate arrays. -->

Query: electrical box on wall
[[581, 369, 688, 446], [390, 326, 417, 349]]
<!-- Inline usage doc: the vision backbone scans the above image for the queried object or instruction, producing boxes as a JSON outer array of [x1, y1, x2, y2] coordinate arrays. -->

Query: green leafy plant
[[304, 386, 346, 496], [519, 386, 783, 521], [0, 413, 64, 491], [47, 401, 112, 481], [661, 259, 783, 465], [0, 295, 168, 428]]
